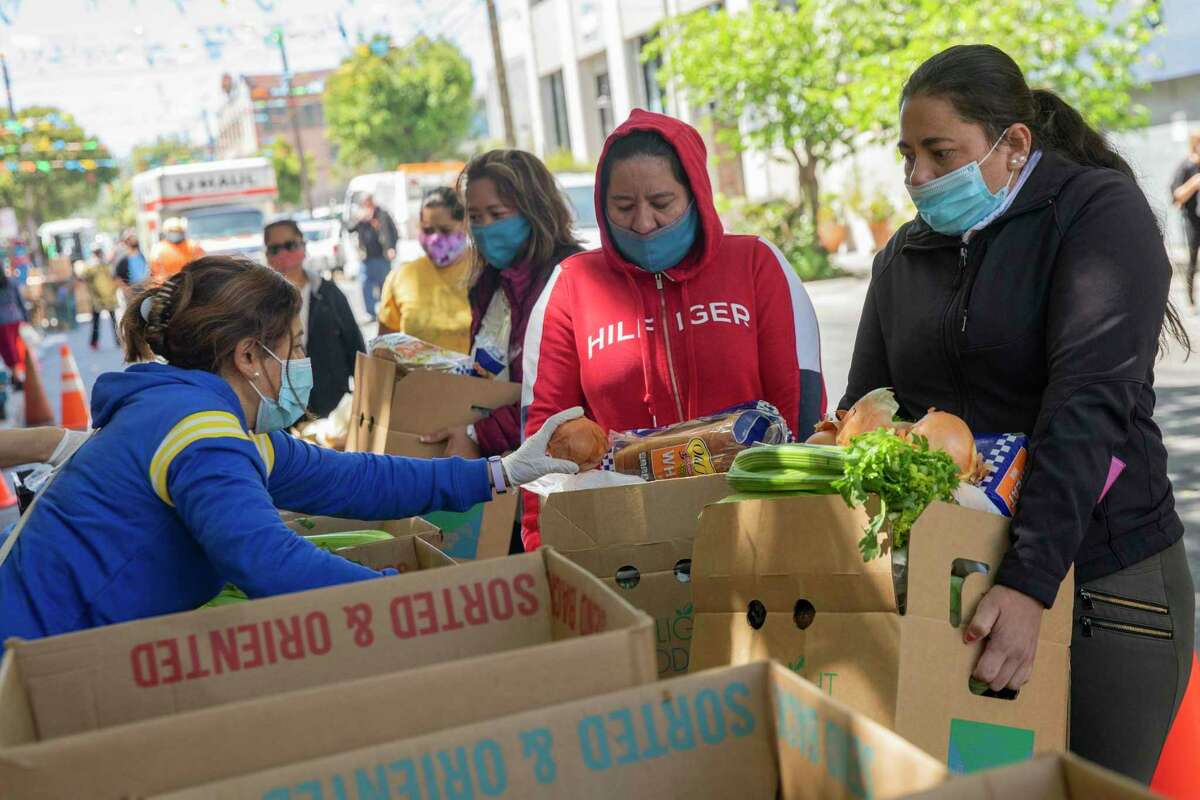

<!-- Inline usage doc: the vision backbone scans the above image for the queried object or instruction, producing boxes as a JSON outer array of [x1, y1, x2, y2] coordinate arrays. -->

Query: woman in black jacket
[[843, 45, 1193, 782]]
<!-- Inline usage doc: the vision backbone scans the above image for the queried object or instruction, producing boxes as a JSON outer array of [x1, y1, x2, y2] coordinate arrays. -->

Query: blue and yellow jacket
[[0, 363, 491, 641]]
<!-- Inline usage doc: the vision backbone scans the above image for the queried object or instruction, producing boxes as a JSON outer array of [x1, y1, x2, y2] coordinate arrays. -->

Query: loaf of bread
[[610, 402, 790, 482]]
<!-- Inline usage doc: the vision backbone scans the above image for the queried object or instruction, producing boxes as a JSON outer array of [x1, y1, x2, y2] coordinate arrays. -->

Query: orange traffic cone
[[1151, 651, 1200, 798], [0, 474, 17, 510], [21, 345, 53, 427], [59, 345, 89, 431]]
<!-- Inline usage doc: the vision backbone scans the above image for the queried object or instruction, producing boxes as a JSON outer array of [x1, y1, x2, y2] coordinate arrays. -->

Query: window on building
[[639, 37, 665, 114], [596, 72, 613, 138], [545, 70, 571, 153]]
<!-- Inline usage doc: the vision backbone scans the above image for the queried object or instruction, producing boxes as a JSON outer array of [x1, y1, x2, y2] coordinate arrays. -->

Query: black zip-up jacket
[[841, 151, 1183, 608], [306, 273, 366, 418]]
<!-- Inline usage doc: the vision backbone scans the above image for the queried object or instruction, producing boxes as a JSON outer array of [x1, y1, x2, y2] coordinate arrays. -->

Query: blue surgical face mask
[[608, 203, 699, 273], [249, 344, 313, 434], [905, 130, 1015, 236], [472, 215, 531, 271]]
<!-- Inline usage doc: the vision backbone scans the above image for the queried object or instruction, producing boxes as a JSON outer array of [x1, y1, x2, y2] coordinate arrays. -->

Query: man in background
[[1171, 131, 1200, 311], [150, 217, 205, 283], [349, 194, 397, 321]]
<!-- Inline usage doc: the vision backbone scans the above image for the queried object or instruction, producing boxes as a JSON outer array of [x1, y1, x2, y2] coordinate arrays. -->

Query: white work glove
[[500, 407, 583, 487], [48, 428, 90, 468]]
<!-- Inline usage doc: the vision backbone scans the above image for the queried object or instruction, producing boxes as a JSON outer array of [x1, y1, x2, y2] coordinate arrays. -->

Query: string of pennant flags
[[0, 157, 117, 173]]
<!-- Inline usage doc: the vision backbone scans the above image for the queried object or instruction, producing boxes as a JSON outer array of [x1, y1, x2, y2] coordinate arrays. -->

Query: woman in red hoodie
[[423, 150, 583, 461], [521, 110, 826, 550]]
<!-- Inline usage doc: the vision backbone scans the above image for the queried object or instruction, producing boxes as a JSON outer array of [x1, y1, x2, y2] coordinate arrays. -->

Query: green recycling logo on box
[[947, 718, 1035, 774], [422, 503, 486, 560]]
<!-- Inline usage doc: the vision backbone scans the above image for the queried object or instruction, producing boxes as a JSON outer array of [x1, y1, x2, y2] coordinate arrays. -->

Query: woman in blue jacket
[[0, 256, 579, 641]]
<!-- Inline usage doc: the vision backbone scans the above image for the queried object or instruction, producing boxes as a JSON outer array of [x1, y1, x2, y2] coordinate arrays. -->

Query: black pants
[[1070, 538, 1195, 783], [1185, 219, 1199, 307], [91, 309, 118, 347]]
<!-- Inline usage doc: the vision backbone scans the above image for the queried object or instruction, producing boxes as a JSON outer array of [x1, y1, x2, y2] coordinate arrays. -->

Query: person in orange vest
[[150, 217, 205, 283]]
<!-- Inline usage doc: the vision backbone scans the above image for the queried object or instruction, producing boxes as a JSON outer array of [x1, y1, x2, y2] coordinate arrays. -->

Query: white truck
[[132, 158, 278, 264], [340, 161, 464, 278]]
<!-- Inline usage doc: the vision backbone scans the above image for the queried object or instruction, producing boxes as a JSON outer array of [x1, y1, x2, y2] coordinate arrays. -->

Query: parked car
[[556, 172, 602, 251], [299, 219, 345, 275]]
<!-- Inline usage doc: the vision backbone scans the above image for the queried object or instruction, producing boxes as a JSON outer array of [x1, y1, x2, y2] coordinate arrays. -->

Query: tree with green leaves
[[130, 135, 204, 174], [0, 106, 118, 246], [648, 0, 1161, 228], [265, 137, 313, 207], [324, 35, 475, 170]]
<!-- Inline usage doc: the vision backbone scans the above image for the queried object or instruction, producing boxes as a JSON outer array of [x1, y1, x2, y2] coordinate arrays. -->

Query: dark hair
[[122, 256, 301, 371], [421, 186, 465, 221], [263, 219, 303, 244], [599, 130, 691, 200], [460, 150, 580, 272], [902, 44, 1190, 356]]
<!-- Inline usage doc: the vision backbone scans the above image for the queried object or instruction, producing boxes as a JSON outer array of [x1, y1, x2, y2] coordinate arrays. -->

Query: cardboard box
[[156, 661, 949, 799], [899, 752, 1159, 799], [689, 496, 1072, 773], [279, 513, 451, 573], [347, 351, 521, 560], [0, 615, 655, 799], [539, 474, 732, 678], [0, 548, 655, 742]]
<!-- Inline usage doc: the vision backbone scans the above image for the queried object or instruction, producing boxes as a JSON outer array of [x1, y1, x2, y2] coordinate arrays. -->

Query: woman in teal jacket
[[0, 256, 578, 641]]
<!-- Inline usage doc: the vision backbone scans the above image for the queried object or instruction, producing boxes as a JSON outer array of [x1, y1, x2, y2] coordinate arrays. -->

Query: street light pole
[[1, 51, 41, 261], [272, 28, 314, 214], [486, 0, 516, 147]]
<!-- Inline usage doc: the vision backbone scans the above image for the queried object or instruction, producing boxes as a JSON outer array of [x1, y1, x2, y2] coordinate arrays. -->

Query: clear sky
[[0, 0, 501, 156]]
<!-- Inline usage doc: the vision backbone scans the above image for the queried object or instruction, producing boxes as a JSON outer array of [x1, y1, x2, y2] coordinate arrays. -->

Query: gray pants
[[1071, 538, 1195, 783]]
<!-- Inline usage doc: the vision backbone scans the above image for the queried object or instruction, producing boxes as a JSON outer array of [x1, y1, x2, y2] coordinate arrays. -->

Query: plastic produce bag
[[368, 333, 473, 374], [607, 402, 791, 482]]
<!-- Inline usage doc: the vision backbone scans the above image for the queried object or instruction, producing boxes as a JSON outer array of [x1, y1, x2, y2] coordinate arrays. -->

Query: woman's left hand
[[965, 584, 1045, 692], [421, 425, 481, 460]]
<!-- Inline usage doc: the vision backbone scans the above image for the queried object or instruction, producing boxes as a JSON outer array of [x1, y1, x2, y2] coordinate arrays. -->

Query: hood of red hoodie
[[595, 110, 724, 283]]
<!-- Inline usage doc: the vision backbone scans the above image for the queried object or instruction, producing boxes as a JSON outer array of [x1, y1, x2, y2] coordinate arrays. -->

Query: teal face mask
[[472, 215, 532, 270], [250, 344, 312, 434], [608, 203, 699, 273], [905, 131, 1014, 236]]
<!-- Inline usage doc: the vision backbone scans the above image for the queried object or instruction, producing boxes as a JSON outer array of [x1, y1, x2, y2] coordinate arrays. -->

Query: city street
[[8, 269, 1197, 640]]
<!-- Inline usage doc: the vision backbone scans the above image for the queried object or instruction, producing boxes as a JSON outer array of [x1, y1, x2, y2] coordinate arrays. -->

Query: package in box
[[689, 495, 1072, 773], [155, 661, 948, 800], [347, 351, 520, 560], [539, 474, 732, 677]]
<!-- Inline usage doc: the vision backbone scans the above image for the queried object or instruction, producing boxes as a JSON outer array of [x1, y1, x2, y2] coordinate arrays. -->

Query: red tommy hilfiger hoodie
[[520, 110, 825, 549]]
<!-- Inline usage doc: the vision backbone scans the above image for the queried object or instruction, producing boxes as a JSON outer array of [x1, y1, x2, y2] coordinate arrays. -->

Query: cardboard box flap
[[897, 752, 1157, 799], [564, 539, 696, 579], [390, 368, 520, 434], [157, 661, 947, 800], [335, 533, 451, 573], [12, 550, 597, 739], [539, 474, 731, 551], [905, 503, 1073, 644], [279, 513, 438, 539], [769, 662, 948, 799], [694, 497, 896, 614]]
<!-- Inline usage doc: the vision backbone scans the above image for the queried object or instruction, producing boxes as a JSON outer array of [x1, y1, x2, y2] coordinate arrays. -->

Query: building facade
[[216, 70, 340, 208]]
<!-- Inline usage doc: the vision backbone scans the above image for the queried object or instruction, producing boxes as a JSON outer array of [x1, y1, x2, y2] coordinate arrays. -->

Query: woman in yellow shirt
[[378, 187, 473, 353]]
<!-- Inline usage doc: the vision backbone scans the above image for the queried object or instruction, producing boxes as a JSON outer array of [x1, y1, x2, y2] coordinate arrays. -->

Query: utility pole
[[1, 52, 40, 262], [271, 28, 314, 214], [486, 0, 516, 147]]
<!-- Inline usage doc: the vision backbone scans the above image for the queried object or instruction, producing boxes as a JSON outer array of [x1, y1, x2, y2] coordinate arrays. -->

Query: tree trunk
[[790, 147, 821, 233]]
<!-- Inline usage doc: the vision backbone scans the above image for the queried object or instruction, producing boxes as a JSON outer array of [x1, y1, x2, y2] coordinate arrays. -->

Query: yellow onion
[[806, 428, 838, 445], [836, 388, 901, 446], [910, 408, 985, 480], [548, 417, 609, 469]]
